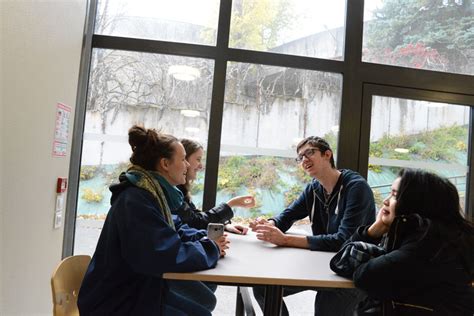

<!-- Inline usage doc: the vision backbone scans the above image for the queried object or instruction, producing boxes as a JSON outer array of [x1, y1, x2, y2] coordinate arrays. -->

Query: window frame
[[359, 83, 474, 212], [63, 0, 474, 257]]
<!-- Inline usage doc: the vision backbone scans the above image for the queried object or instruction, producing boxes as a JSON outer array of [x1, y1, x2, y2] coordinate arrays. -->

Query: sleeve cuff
[[213, 203, 234, 223], [268, 217, 280, 229], [358, 226, 382, 244], [306, 235, 320, 251]]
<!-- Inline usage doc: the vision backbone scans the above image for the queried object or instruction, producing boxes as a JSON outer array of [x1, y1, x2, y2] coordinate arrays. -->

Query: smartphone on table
[[207, 223, 224, 241]]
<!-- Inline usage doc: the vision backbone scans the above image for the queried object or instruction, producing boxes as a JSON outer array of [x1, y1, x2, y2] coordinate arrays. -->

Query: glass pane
[[95, 0, 220, 45], [230, 0, 346, 60], [217, 62, 343, 219], [74, 49, 214, 255], [368, 96, 469, 211], [363, 0, 474, 76]]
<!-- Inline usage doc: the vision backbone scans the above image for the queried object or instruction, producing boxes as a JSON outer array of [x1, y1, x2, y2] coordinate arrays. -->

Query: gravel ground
[[75, 219, 317, 315]]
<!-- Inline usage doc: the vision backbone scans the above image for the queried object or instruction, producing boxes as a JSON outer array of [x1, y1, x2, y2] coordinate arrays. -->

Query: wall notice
[[52, 102, 71, 157]]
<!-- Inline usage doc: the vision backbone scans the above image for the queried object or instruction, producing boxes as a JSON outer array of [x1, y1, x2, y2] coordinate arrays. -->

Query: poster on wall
[[52, 102, 71, 157]]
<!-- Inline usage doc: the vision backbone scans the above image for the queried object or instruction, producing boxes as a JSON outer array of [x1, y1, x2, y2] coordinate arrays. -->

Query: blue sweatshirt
[[78, 182, 220, 315], [272, 169, 376, 252]]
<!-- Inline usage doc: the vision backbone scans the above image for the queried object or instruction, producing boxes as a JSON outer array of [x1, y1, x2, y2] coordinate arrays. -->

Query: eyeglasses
[[295, 148, 320, 163]]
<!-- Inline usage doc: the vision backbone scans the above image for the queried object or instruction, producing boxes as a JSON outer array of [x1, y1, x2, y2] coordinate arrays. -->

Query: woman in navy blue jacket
[[331, 169, 474, 315], [78, 126, 229, 316]]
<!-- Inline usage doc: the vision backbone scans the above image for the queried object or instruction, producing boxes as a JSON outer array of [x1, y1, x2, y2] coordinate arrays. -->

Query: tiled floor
[[213, 285, 316, 315]]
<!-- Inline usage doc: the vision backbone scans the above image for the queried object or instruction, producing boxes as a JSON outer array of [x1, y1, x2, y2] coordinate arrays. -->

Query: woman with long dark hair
[[331, 169, 474, 315], [175, 138, 255, 234]]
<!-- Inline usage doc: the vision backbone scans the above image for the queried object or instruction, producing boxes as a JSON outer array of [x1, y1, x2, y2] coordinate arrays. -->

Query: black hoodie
[[351, 214, 474, 315]]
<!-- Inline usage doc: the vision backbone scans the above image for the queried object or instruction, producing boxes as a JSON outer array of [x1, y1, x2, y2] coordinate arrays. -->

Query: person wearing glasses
[[249, 136, 376, 316]]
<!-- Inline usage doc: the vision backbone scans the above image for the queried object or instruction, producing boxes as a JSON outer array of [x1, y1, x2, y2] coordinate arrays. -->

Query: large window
[[95, 0, 220, 45], [229, 0, 346, 59], [217, 63, 342, 217], [68, 0, 474, 313], [69, 0, 474, 264], [363, 0, 474, 75], [74, 50, 214, 254], [367, 96, 470, 209]]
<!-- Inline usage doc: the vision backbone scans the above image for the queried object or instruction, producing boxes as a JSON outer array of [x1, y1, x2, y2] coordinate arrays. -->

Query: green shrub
[[218, 156, 247, 194], [368, 164, 382, 173], [81, 188, 104, 203], [80, 166, 98, 180], [218, 156, 284, 194], [284, 184, 303, 207], [370, 124, 468, 163]]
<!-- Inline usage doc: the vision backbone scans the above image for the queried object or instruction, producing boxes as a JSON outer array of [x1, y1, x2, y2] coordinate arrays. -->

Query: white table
[[164, 231, 353, 315]]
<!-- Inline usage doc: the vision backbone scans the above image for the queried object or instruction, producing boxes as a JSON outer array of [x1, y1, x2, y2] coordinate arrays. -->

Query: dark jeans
[[253, 285, 365, 316], [204, 282, 218, 292], [164, 288, 212, 316], [165, 280, 217, 316]]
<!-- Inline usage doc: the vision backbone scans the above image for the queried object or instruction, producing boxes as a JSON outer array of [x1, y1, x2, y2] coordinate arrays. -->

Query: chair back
[[51, 255, 91, 316]]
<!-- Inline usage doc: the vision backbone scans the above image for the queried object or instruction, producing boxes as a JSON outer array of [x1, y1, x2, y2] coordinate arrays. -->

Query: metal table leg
[[263, 285, 283, 316]]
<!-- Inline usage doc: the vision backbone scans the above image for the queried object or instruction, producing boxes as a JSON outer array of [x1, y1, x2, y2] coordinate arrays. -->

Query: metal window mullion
[[226, 48, 344, 73], [63, 0, 98, 257], [337, 0, 365, 172], [357, 84, 375, 179], [202, 0, 233, 211], [360, 62, 474, 96], [91, 35, 345, 74], [359, 84, 474, 106], [92, 35, 218, 60], [464, 108, 474, 220]]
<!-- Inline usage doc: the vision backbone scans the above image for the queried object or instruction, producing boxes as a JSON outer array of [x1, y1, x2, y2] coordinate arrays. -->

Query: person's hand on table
[[226, 195, 256, 208], [215, 234, 230, 257], [249, 217, 275, 231], [255, 224, 286, 246], [225, 223, 248, 235]]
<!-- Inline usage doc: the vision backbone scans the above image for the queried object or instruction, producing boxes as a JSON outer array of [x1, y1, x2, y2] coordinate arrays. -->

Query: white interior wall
[[1, 1, 86, 315], [0, 1, 4, 309]]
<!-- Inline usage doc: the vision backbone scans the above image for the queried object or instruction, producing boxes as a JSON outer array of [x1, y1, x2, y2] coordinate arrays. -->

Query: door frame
[[358, 83, 474, 220]]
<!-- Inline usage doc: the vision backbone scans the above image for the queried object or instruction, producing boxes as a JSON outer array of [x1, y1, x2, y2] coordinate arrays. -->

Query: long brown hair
[[128, 125, 178, 170], [179, 138, 204, 201]]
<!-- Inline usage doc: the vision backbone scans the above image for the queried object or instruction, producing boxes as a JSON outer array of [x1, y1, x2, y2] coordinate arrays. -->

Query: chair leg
[[236, 286, 255, 316], [236, 286, 244, 316]]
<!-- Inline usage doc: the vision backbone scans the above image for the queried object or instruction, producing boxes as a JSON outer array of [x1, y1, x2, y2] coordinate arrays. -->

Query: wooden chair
[[51, 255, 91, 316]]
